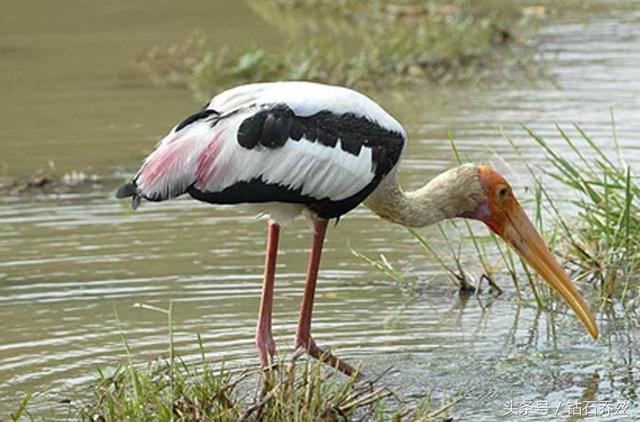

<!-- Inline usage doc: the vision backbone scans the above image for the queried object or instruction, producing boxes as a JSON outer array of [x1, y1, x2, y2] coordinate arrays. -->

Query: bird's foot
[[294, 336, 360, 378], [256, 333, 276, 371]]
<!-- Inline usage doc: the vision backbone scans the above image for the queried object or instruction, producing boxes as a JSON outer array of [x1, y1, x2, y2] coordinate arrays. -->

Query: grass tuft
[[71, 304, 450, 421], [522, 123, 639, 306]]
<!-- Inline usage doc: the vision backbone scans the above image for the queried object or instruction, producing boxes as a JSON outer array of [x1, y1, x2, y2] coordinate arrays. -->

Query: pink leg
[[294, 218, 356, 376], [256, 220, 280, 367]]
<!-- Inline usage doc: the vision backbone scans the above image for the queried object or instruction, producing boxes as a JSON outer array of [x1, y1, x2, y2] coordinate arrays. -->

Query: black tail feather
[[116, 181, 137, 198], [116, 180, 141, 210]]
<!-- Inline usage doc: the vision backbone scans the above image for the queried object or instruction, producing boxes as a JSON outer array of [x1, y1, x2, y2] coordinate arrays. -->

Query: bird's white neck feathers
[[364, 163, 485, 227]]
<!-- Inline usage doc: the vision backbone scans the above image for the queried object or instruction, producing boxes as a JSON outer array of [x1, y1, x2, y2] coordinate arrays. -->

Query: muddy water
[[1, 1, 639, 419]]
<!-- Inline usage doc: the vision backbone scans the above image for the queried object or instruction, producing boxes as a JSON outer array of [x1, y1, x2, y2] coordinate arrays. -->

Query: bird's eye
[[498, 186, 509, 198]]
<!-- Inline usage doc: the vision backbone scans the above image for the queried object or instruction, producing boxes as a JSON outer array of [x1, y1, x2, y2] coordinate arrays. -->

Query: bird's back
[[117, 81, 406, 220]]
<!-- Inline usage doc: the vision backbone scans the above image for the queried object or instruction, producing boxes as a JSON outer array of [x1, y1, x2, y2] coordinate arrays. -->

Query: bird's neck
[[364, 164, 483, 228]]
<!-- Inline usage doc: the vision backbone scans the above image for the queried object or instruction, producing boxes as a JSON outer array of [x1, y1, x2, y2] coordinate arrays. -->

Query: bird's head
[[461, 165, 598, 340]]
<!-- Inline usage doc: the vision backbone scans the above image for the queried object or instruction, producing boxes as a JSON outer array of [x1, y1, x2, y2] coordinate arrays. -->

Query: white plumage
[[207, 81, 405, 134], [127, 81, 407, 221]]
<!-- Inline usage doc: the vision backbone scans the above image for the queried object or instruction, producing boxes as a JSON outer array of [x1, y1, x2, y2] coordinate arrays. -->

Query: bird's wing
[[208, 81, 405, 136], [125, 82, 406, 206]]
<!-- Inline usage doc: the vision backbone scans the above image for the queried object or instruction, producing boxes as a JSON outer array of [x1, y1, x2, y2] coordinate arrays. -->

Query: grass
[[521, 123, 639, 306], [10, 393, 32, 421], [137, 0, 546, 99], [14, 303, 454, 421], [80, 353, 452, 421], [350, 246, 422, 296]]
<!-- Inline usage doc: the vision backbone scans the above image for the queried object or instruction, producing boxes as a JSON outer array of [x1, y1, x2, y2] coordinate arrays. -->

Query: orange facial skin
[[471, 165, 598, 340], [477, 165, 516, 236]]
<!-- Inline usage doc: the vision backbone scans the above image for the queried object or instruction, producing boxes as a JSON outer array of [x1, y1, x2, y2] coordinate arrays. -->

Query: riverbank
[[138, 0, 549, 99]]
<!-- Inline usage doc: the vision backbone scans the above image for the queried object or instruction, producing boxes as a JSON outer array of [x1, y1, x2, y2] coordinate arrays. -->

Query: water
[[1, 1, 639, 419]]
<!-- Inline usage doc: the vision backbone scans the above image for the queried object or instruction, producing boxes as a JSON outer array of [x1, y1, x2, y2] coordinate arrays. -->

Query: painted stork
[[116, 81, 598, 375]]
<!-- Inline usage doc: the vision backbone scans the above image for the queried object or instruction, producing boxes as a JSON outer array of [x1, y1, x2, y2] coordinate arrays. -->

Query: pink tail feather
[[134, 122, 220, 202]]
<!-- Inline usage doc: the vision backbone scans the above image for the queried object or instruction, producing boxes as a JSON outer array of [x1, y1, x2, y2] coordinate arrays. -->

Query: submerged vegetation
[[138, 0, 551, 98]]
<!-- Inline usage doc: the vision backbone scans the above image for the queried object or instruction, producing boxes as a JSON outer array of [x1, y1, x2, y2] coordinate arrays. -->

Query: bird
[[116, 81, 598, 376]]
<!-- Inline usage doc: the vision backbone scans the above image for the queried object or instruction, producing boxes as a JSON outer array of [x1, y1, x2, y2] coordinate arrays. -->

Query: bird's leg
[[294, 218, 357, 377], [256, 220, 280, 369]]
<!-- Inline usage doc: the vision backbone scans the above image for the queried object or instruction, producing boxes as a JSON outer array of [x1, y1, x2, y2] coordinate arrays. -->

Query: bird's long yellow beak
[[500, 204, 598, 339]]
